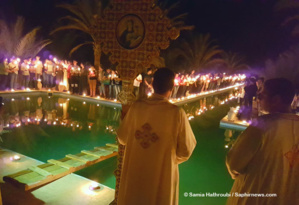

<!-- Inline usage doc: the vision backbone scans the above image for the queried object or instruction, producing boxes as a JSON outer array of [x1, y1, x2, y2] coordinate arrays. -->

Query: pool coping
[[0, 83, 243, 107], [0, 147, 115, 205], [220, 115, 248, 131], [0, 90, 122, 108]]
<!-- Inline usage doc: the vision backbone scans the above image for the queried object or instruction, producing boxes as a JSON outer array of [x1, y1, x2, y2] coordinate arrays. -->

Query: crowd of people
[[0, 56, 247, 101], [0, 56, 123, 99], [135, 69, 246, 99]]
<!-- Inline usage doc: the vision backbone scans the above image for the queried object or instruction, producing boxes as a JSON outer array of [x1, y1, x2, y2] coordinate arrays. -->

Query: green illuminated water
[[0, 92, 240, 205]]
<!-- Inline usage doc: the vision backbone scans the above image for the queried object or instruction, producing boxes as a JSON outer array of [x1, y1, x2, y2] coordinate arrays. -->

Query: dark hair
[[0, 96, 2, 108], [153, 68, 175, 95], [264, 78, 295, 105], [259, 77, 265, 83]]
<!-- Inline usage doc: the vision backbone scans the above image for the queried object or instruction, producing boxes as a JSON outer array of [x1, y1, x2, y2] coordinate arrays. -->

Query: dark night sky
[[0, 0, 296, 67]]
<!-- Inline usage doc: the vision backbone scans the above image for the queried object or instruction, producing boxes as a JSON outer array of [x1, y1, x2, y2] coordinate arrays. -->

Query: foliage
[[219, 51, 249, 73], [166, 33, 224, 72], [0, 16, 51, 59], [155, 0, 194, 31], [52, 0, 108, 67]]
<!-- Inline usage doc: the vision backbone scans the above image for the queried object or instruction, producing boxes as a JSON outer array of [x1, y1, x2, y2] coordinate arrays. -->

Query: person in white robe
[[226, 78, 299, 205], [117, 68, 196, 205]]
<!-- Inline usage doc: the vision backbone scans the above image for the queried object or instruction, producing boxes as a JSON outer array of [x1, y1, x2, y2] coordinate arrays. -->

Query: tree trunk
[[93, 43, 101, 68]]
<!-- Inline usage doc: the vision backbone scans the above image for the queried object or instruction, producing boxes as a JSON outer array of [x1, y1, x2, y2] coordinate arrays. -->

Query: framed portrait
[[116, 14, 145, 50]]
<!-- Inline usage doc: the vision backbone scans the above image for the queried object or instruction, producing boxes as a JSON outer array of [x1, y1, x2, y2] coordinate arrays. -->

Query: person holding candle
[[97, 66, 106, 98], [8, 58, 19, 90], [144, 68, 153, 96], [133, 73, 142, 98], [0, 58, 9, 90], [28, 58, 36, 89], [114, 70, 121, 99], [117, 68, 196, 205], [172, 73, 181, 98], [55, 61, 64, 90], [110, 70, 117, 99], [46, 59, 55, 89], [34, 56, 43, 89], [21, 59, 30, 89], [71, 60, 80, 94], [103, 69, 112, 99], [88, 66, 97, 97], [79, 63, 88, 95], [226, 78, 299, 205]]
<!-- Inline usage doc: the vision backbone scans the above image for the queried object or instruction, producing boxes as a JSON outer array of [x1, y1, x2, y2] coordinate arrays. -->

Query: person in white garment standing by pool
[[226, 78, 299, 205], [117, 68, 197, 205]]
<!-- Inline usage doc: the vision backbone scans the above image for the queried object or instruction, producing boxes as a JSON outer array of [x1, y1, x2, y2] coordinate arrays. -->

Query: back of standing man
[[226, 78, 299, 205], [117, 68, 197, 205]]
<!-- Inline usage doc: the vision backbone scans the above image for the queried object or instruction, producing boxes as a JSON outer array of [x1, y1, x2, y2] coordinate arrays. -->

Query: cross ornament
[[284, 143, 299, 168], [135, 123, 159, 148]]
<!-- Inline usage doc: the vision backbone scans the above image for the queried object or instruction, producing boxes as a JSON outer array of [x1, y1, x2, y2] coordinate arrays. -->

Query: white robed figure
[[226, 78, 299, 205], [117, 68, 196, 205]]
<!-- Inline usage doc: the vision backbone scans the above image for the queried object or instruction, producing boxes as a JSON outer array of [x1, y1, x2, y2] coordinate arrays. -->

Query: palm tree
[[166, 33, 224, 72], [220, 51, 249, 73], [51, 0, 107, 68], [0, 16, 51, 59]]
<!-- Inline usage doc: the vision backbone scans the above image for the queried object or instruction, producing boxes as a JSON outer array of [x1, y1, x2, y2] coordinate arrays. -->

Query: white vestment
[[117, 93, 196, 205], [226, 113, 299, 205]]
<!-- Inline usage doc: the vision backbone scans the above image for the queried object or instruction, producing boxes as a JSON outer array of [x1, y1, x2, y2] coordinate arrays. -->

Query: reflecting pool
[[0, 90, 241, 204]]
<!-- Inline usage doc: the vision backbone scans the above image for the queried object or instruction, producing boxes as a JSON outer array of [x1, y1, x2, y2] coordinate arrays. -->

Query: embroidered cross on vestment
[[135, 123, 159, 149], [284, 143, 299, 168]]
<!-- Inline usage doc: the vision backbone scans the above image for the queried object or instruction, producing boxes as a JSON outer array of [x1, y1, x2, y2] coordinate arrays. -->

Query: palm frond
[[275, 0, 299, 11], [0, 20, 14, 55], [13, 17, 24, 44], [50, 25, 89, 35], [58, 16, 90, 31], [27, 40, 52, 58], [282, 15, 299, 26], [150, 56, 165, 68], [0, 16, 50, 58], [15, 27, 40, 57], [69, 41, 93, 56], [57, 3, 91, 26]]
